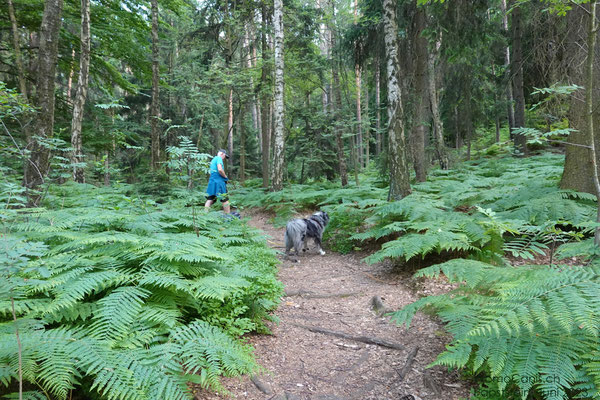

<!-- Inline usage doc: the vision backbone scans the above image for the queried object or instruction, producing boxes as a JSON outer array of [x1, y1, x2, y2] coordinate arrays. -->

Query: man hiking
[[204, 149, 230, 213]]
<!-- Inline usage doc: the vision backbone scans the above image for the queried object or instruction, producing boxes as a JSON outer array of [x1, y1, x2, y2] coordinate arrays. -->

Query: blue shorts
[[206, 179, 228, 202]]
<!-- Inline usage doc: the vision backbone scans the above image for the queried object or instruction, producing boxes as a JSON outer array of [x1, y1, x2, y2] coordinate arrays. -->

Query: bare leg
[[204, 199, 214, 211], [222, 200, 231, 214]]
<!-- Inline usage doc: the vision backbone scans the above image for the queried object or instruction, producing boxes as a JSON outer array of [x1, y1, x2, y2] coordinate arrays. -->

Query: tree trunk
[[383, 0, 411, 200], [364, 69, 370, 166], [8, 0, 29, 106], [271, 0, 285, 191], [23, 0, 64, 205], [261, 3, 271, 189], [501, 0, 515, 132], [329, 0, 349, 187], [375, 57, 382, 156], [355, 64, 363, 168], [239, 107, 246, 183], [584, 1, 600, 244], [510, 2, 527, 156], [427, 31, 448, 170], [8, 0, 32, 149], [227, 88, 234, 165], [70, 0, 91, 184], [560, 5, 600, 195], [104, 151, 110, 186], [411, 4, 428, 182], [354, 0, 363, 167], [150, 0, 160, 170]]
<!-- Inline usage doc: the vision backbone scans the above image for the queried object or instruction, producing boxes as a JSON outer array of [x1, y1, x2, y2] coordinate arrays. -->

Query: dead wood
[[290, 322, 404, 350], [250, 375, 273, 395], [284, 289, 360, 298], [397, 346, 419, 381]]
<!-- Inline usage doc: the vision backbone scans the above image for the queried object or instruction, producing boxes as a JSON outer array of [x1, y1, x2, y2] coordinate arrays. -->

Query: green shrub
[[0, 184, 283, 399], [392, 258, 600, 399]]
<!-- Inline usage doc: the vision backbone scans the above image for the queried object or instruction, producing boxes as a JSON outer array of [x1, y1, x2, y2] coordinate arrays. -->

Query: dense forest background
[[2, 0, 600, 399], [1, 0, 598, 198]]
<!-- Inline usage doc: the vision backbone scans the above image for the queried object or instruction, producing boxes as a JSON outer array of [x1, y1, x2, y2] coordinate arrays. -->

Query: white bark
[[382, 0, 411, 200], [271, 0, 285, 191]]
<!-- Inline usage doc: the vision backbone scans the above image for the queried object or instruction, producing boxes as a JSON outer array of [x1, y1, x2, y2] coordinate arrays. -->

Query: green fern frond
[[392, 258, 600, 399], [90, 286, 151, 342]]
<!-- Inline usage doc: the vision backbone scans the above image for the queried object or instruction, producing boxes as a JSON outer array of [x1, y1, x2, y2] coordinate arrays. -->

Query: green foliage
[[0, 183, 282, 399], [391, 258, 600, 399]]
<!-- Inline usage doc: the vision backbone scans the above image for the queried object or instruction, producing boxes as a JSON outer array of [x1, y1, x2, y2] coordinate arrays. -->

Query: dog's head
[[312, 210, 330, 226]]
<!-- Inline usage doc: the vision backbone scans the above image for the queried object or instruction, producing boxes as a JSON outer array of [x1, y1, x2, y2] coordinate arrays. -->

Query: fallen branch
[[290, 322, 404, 350], [284, 289, 360, 298], [397, 346, 419, 381], [250, 375, 272, 395]]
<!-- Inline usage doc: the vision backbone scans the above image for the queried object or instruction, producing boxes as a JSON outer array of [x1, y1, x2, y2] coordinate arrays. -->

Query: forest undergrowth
[[0, 183, 283, 399], [235, 152, 600, 400]]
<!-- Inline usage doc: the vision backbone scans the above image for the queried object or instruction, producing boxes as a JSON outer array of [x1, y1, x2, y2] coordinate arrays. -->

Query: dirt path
[[196, 212, 472, 400]]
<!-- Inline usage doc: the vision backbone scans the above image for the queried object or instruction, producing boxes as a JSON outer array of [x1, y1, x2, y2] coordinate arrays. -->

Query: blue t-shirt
[[209, 156, 226, 182]]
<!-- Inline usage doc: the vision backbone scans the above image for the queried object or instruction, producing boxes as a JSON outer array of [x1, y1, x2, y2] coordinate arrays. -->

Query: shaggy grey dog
[[284, 211, 330, 259]]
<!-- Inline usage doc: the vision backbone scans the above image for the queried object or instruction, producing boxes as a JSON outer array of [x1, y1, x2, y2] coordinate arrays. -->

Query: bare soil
[[195, 211, 473, 400]]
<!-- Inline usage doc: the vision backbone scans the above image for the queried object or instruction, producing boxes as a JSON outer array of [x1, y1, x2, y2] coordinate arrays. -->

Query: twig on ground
[[290, 322, 405, 350], [397, 346, 419, 381]]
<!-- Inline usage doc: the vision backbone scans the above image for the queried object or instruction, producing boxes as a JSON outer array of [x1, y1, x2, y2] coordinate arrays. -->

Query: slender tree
[[428, 30, 448, 169], [260, 2, 271, 188], [375, 56, 382, 156], [70, 0, 91, 183], [383, 0, 411, 200], [510, 1, 528, 156], [328, 0, 349, 187], [7, 0, 29, 107], [271, 0, 285, 191], [150, 0, 160, 170]]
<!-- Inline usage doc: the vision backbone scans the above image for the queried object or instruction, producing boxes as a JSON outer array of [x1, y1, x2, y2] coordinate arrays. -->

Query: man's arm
[[217, 163, 228, 179]]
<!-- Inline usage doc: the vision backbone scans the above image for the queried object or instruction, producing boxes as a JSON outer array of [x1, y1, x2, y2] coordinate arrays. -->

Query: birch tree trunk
[[375, 57, 382, 156], [364, 69, 370, 166], [24, 0, 64, 205], [150, 0, 160, 170], [261, 3, 271, 188], [70, 0, 91, 183], [383, 0, 411, 200], [271, 0, 285, 191]]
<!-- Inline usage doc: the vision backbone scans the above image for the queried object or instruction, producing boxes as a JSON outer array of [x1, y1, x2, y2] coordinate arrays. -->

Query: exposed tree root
[[289, 322, 406, 350]]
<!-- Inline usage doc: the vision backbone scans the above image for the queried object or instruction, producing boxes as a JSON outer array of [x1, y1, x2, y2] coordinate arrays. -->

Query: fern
[[392, 258, 600, 399], [0, 184, 283, 399]]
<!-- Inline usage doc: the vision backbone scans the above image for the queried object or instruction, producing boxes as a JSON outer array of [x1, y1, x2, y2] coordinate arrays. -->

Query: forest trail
[[196, 211, 472, 400]]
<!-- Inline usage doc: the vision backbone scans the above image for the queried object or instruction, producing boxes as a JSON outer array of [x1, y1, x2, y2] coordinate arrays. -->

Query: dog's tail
[[284, 224, 293, 254], [284, 219, 305, 254]]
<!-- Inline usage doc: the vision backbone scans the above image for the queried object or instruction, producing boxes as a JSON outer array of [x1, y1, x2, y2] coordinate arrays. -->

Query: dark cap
[[218, 149, 230, 159]]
